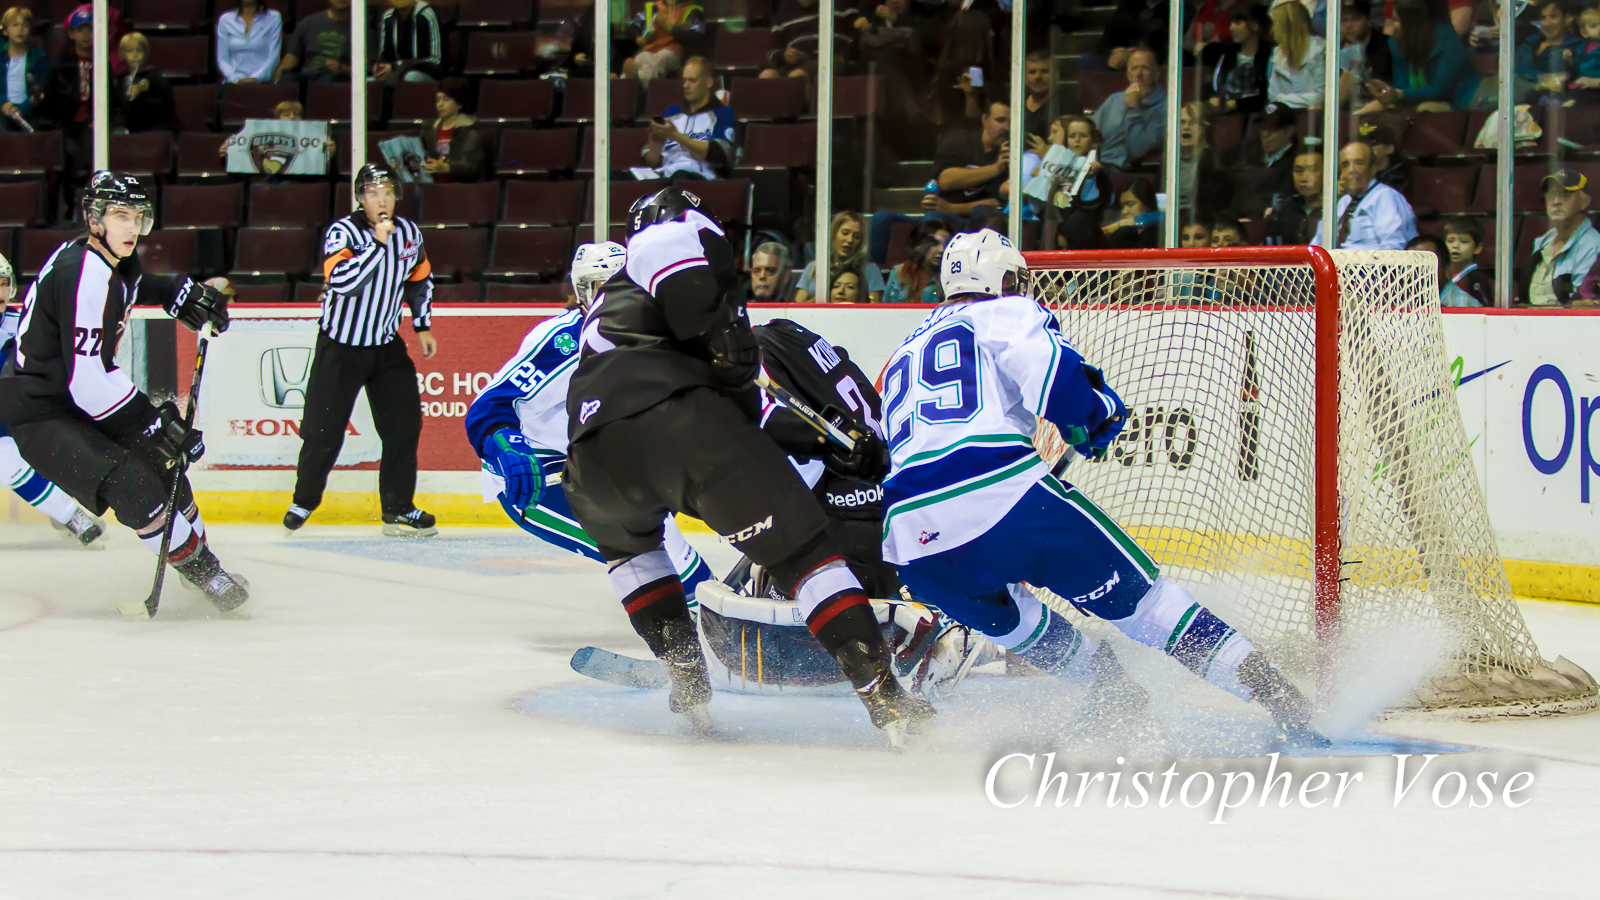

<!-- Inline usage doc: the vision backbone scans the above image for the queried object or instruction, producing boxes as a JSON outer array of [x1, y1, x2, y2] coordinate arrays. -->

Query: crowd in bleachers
[[0, 0, 1593, 306]]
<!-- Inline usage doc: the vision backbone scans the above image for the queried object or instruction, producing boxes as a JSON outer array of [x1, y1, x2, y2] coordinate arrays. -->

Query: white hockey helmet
[[570, 241, 627, 310], [0, 252, 12, 303], [939, 228, 1028, 300]]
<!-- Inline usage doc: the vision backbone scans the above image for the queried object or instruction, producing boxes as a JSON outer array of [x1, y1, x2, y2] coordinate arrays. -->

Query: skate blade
[[382, 524, 438, 538], [219, 600, 253, 621], [115, 597, 152, 621], [681, 703, 716, 737]]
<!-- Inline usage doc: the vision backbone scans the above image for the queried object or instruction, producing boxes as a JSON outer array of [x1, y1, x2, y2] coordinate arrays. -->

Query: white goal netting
[[1026, 248, 1596, 719]]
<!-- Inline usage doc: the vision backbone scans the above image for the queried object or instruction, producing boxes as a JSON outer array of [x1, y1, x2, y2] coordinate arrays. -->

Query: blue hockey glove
[[484, 428, 543, 513], [1073, 382, 1127, 462]]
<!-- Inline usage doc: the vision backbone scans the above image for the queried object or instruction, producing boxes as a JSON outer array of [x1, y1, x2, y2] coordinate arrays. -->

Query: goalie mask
[[81, 171, 155, 254], [570, 241, 626, 310], [939, 228, 1028, 300]]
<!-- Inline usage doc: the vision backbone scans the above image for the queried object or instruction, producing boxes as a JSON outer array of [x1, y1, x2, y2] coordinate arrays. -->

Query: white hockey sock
[[992, 584, 1096, 678], [790, 557, 861, 620], [0, 437, 78, 525], [1105, 576, 1257, 700], [186, 503, 206, 540], [136, 511, 196, 558], [607, 546, 677, 598]]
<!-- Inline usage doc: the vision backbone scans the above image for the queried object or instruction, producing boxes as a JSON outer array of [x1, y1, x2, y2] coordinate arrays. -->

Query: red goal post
[[1020, 246, 1596, 718]]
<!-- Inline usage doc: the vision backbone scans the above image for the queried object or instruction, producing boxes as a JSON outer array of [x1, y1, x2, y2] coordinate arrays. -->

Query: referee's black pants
[[292, 332, 422, 518]]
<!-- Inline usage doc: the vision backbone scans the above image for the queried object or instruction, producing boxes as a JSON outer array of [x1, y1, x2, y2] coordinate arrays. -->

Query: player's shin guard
[[610, 549, 710, 717], [786, 555, 936, 744]]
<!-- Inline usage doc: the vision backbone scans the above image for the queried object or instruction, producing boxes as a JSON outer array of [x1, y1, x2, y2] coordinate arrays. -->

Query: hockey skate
[[382, 508, 437, 538], [175, 547, 252, 619], [52, 508, 105, 549], [283, 504, 312, 532], [657, 619, 714, 734], [1084, 641, 1149, 718], [835, 639, 937, 750], [1237, 651, 1329, 748]]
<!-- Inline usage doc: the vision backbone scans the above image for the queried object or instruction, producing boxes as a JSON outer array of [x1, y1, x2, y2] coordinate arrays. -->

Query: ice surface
[[2, 522, 1598, 899]]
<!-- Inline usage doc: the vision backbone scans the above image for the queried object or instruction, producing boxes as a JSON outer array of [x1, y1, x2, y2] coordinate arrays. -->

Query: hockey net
[[1024, 247, 1596, 719]]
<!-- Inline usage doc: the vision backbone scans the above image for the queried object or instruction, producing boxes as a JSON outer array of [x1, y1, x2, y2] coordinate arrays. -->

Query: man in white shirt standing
[[1315, 140, 1417, 251]]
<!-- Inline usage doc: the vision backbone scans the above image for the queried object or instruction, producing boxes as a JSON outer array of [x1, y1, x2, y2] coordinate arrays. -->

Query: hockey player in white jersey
[[463, 243, 714, 599], [882, 229, 1325, 745], [0, 253, 104, 547]]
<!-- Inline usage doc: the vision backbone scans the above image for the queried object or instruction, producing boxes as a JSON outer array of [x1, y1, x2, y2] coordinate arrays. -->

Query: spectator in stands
[[1021, 48, 1054, 154], [853, 0, 933, 154], [1407, 233, 1447, 289], [421, 78, 483, 183], [1092, 48, 1167, 170], [1316, 140, 1417, 250], [644, 56, 736, 181], [1181, 219, 1214, 247], [1103, 179, 1163, 248], [797, 212, 885, 303], [0, 8, 48, 131], [828, 269, 863, 303], [884, 220, 948, 303], [1524, 169, 1600, 307], [273, 0, 352, 84], [868, 98, 1010, 263], [624, 0, 705, 84], [1569, 8, 1600, 100], [45, 6, 128, 181], [1053, 115, 1116, 250], [1098, 0, 1184, 69], [926, 9, 993, 129], [1268, 0, 1326, 109], [1354, 119, 1407, 193], [374, 0, 444, 85], [1226, 102, 1298, 221], [1212, 213, 1249, 245], [553, 4, 596, 80], [1442, 217, 1493, 307], [216, 0, 283, 84], [1515, 1, 1579, 94], [1263, 146, 1323, 244], [1383, 0, 1475, 38], [1179, 101, 1232, 223], [744, 242, 796, 303], [1203, 3, 1273, 115], [764, 0, 855, 83], [1338, 0, 1393, 106], [115, 33, 173, 134], [216, 99, 337, 167], [1358, 0, 1484, 115]]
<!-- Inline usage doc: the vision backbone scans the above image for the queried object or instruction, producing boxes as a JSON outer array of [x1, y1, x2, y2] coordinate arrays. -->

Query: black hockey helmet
[[353, 161, 404, 201], [625, 186, 720, 239], [81, 171, 154, 237]]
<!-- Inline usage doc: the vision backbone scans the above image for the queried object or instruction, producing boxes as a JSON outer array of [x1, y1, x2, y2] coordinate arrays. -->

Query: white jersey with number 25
[[880, 294, 1119, 566]]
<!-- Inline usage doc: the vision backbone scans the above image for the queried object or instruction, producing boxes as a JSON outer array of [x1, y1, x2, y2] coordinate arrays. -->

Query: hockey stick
[[129, 323, 214, 621], [755, 371, 857, 451]]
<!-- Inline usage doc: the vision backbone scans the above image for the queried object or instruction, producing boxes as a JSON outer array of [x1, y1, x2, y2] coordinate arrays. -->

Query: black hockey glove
[[143, 401, 205, 465], [173, 280, 231, 335], [821, 408, 890, 482], [706, 319, 761, 390]]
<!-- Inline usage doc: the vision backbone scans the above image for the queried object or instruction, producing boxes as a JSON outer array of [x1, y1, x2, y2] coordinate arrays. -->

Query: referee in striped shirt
[[285, 163, 439, 537]]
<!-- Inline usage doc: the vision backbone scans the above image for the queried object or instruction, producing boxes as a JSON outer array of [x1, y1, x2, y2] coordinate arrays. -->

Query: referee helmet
[[354, 162, 404, 201]]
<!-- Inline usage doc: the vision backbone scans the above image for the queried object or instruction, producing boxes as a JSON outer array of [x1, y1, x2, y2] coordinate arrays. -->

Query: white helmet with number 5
[[939, 228, 1028, 300], [570, 241, 627, 310]]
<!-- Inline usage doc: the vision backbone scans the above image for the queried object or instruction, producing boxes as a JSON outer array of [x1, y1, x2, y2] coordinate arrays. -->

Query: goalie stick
[[122, 323, 214, 621], [570, 646, 672, 690]]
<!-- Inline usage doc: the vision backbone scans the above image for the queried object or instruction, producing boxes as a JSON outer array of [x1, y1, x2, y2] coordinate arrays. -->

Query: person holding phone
[[644, 56, 736, 181]]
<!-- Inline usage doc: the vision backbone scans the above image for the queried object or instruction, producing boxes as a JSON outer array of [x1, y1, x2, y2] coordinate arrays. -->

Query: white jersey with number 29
[[880, 294, 1120, 565]]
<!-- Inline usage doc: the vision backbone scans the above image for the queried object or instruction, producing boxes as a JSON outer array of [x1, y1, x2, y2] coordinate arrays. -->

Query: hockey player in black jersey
[[563, 187, 933, 746], [0, 172, 246, 615]]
